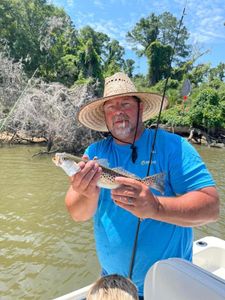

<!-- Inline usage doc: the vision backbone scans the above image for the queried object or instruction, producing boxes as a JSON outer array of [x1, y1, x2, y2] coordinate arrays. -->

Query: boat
[[54, 236, 225, 300]]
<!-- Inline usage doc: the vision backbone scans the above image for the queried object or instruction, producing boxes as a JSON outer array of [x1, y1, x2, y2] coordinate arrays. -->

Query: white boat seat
[[144, 258, 225, 300]]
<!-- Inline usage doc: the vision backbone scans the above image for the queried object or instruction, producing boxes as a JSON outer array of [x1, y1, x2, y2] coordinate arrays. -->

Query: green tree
[[127, 12, 190, 85], [76, 26, 109, 81], [103, 40, 125, 76], [127, 13, 159, 56], [189, 89, 224, 129], [146, 41, 173, 85], [209, 63, 225, 82], [188, 64, 211, 87], [0, 0, 68, 75], [39, 15, 79, 84], [123, 59, 135, 77]]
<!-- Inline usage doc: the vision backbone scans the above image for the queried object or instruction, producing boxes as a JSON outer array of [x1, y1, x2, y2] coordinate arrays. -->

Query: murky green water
[[0, 145, 99, 300], [0, 144, 225, 299]]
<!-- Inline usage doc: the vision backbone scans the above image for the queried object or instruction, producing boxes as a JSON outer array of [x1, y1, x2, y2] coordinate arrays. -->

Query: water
[[0, 145, 99, 300], [0, 144, 225, 299], [194, 145, 225, 240]]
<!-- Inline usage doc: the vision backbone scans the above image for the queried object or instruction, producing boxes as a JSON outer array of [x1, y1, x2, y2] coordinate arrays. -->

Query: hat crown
[[103, 72, 137, 97]]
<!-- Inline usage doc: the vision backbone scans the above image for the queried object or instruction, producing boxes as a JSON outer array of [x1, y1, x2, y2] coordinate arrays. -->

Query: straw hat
[[78, 72, 167, 132]]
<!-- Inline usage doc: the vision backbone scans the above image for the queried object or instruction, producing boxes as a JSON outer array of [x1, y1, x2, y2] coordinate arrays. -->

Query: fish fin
[[59, 160, 80, 176], [112, 167, 140, 179], [142, 172, 166, 194]]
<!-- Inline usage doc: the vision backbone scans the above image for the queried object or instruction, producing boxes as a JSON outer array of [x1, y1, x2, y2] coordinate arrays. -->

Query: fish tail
[[142, 172, 165, 194]]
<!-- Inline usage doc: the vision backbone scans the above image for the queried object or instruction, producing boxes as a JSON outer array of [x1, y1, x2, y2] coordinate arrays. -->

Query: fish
[[52, 152, 165, 194]]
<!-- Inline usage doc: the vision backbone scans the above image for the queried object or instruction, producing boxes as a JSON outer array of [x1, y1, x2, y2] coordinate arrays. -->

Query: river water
[[0, 144, 224, 299]]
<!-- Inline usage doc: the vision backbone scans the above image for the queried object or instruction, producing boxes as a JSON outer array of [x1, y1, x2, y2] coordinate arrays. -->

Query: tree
[[189, 88, 224, 130], [127, 12, 191, 85], [76, 26, 109, 81], [0, 1, 128, 86], [0, 0, 68, 75], [146, 41, 173, 85], [188, 64, 211, 87], [158, 12, 190, 61], [38, 15, 79, 84], [123, 59, 135, 78], [103, 40, 125, 76], [0, 0, 81, 85], [209, 63, 225, 82], [126, 13, 159, 56]]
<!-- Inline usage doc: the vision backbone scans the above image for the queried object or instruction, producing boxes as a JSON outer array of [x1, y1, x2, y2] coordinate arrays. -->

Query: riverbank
[[150, 125, 225, 149], [0, 131, 46, 144], [1, 126, 225, 149]]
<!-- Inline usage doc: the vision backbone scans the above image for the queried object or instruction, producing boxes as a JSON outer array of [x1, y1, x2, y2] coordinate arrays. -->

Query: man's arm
[[65, 160, 102, 222], [111, 177, 219, 227]]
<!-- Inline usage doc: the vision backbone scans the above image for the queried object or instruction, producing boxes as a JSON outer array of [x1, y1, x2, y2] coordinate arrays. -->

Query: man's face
[[103, 96, 143, 140]]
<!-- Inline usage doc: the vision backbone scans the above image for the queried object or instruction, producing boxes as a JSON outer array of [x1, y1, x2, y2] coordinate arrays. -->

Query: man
[[65, 72, 219, 299]]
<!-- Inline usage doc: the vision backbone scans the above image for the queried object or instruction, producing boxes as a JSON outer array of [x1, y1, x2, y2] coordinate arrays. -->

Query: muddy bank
[[156, 125, 225, 148], [0, 131, 46, 145], [1, 126, 225, 149]]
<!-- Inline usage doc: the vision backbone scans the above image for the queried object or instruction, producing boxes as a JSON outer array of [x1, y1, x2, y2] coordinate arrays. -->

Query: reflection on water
[[0, 144, 224, 299]]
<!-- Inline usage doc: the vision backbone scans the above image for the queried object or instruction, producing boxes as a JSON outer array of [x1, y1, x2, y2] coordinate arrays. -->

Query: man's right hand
[[70, 156, 102, 198], [65, 155, 102, 221]]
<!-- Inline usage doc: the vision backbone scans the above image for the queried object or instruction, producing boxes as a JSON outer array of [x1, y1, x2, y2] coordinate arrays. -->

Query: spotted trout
[[52, 152, 165, 194]]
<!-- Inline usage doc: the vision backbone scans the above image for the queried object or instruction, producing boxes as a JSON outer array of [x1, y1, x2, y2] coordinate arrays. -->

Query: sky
[[48, 0, 225, 74]]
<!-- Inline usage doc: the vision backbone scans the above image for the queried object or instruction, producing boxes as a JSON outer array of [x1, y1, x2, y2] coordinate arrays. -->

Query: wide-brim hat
[[78, 72, 168, 132]]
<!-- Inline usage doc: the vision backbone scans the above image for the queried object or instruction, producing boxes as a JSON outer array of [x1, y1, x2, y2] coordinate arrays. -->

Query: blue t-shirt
[[85, 128, 215, 296]]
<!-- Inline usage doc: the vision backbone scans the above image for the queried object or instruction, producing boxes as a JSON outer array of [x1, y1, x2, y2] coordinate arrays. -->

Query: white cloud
[[93, 0, 105, 9], [66, 0, 74, 6], [182, 0, 225, 44]]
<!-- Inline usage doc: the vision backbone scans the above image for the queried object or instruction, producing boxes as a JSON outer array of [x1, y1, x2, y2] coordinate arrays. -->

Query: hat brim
[[78, 92, 168, 132]]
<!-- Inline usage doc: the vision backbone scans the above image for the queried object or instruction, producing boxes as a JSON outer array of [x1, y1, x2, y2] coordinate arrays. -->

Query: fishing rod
[[128, 3, 188, 279]]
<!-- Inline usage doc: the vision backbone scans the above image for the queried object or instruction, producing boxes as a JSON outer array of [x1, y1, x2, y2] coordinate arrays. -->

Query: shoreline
[[1, 127, 225, 149], [0, 131, 46, 144]]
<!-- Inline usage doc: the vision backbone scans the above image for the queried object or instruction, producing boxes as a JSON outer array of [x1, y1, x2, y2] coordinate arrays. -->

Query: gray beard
[[113, 122, 133, 139]]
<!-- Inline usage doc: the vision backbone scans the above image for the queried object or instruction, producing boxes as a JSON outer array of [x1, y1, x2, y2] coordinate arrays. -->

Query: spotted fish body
[[52, 152, 165, 194]]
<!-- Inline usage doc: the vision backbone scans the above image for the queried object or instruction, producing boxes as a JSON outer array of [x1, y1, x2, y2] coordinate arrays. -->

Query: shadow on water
[[0, 144, 224, 299]]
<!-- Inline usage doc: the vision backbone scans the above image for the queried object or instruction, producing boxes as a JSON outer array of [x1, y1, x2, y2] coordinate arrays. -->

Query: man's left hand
[[111, 176, 159, 219]]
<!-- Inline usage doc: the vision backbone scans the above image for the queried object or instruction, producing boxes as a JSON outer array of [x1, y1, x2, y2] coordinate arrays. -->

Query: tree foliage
[[0, 0, 68, 75], [0, 1, 127, 86], [189, 88, 224, 129], [0, 0, 225, 150], [146, 41, 173, 85], [127, 12, 191, 85], [103, 39, 125, 77]]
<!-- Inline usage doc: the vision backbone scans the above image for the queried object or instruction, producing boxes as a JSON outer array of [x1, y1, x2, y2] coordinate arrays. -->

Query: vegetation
[[0, 0, 225, 151]]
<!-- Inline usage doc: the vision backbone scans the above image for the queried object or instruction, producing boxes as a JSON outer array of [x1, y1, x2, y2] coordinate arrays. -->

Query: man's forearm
[[65, 186, 99, 222], [153, 187, 220, 227]]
